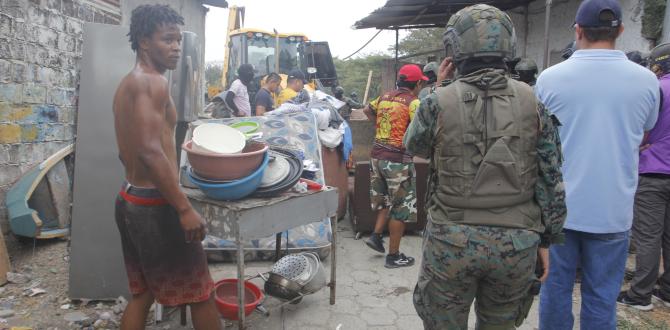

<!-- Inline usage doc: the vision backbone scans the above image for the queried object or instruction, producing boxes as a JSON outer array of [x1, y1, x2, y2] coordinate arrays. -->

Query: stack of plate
[[253, 149, 304, 197]]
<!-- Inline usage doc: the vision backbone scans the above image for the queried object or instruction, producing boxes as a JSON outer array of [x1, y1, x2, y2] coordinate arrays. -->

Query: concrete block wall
[[0, 0, 120, 232], [508, 0, 653, 70]]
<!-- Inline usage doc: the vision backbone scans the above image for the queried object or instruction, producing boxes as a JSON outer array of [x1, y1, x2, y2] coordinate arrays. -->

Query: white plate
[[260, 155, 290, 188], [192, 123, 246, 154]]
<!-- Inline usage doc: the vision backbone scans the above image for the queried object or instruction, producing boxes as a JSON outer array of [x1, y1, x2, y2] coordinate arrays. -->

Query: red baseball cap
[[398, 64, 429, 82]]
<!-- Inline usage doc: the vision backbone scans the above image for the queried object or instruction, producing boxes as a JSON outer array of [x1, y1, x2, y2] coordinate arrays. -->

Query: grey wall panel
[[69, 23, 134, 299]]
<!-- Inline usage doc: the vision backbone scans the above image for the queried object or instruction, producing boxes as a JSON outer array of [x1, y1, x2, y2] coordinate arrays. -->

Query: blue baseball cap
[[575, 0, 622, 27]]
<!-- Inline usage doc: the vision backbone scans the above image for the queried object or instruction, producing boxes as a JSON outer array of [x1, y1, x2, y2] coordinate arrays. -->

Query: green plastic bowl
[[230, 121, 260, 136]]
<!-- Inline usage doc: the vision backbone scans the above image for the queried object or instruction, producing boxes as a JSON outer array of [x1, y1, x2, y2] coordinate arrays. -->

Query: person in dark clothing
[[255, 72, 280, 116]]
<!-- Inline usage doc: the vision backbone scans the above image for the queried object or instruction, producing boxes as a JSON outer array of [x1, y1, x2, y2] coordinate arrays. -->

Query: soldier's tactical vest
[[430, 71, 541, 228]]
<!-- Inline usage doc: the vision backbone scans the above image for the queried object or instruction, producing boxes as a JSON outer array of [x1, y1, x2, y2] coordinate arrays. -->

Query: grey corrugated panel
[[69, 23, 132, 300], [354, 0, 535, 29]]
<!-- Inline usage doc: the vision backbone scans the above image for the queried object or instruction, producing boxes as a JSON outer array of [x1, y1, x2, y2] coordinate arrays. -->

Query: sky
[[203, 0, 407, 63]]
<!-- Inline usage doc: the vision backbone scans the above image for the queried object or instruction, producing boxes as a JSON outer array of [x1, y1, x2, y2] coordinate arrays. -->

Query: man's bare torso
[[113, 69, 178, 188]]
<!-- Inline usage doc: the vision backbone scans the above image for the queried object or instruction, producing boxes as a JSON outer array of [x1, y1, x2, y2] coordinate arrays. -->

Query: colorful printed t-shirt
[[369, 88, 419, 163]]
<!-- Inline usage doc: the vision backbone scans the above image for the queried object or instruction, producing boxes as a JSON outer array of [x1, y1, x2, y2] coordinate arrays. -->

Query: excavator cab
[[220, 29, 338, 108]]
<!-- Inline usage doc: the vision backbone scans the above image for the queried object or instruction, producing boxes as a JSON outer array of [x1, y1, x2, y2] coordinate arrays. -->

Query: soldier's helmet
[[350, 92, 358, 98], [515, 58, 538, 74], [649, 43, 670, 74], [443, 4, 516, 63], [334, 86, 345, 96], [423, 62, 439, 76]]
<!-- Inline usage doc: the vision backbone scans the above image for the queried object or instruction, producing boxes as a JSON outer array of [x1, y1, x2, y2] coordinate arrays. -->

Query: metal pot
[[261, 272, 303, 304], [300, 252, 327, 294]]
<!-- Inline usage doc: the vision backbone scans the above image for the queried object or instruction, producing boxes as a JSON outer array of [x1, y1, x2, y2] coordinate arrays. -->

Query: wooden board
[[28, 179, 59, 229], [0, 231, 8, 284], [46, 160, 72, 229]]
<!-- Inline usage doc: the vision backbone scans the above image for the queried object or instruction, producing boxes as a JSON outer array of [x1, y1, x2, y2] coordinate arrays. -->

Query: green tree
[[333, 54, 390, 103], [390, 28, 443, 59], [205, 62, 223, 88]]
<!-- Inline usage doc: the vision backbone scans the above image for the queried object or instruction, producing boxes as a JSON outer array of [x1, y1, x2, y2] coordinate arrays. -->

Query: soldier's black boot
[[365, 233, 385, 254], [385, 253, 415, 268]]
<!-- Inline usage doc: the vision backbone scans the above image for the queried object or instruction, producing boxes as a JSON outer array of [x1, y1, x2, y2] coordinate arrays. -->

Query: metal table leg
[[329, 215, 337, 305], [236, 228, 245, 329], [275, 232, 282, 262]]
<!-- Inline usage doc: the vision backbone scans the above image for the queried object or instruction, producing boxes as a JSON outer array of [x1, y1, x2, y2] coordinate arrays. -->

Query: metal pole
[[523, 3, 530, 58], [662, 0, 670, 44], [543, 0, 553, 70], [329, 215, 337, 305], [274, 28, 280, 74], [236, 226, 245, 329], [394, 28, 399, 75]]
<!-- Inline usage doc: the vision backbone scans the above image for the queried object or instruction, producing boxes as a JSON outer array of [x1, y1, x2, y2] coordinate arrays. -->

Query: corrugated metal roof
[[354, 0, 534, 29]]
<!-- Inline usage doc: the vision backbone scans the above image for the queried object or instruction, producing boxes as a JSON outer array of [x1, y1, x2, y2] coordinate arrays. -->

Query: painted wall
[[0, 0, 121, 232], [508, 0, 653, 70]]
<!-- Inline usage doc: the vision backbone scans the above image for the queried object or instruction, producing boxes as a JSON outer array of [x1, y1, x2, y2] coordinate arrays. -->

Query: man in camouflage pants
[[404, 4, 567, 329], [363, 64, 426, 268]]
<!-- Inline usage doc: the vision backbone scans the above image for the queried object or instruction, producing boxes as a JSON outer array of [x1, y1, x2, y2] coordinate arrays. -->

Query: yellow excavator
[[208, 6, 339, 105]]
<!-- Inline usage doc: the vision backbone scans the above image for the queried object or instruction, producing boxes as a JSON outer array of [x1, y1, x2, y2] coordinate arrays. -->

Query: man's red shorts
[[115, 183, 213, 306]]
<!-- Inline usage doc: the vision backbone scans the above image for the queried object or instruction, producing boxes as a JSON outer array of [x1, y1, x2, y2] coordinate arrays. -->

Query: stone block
[[0, 164, 21, 186], [0, 60, 10, 84], [27, 4, 48, 26], [22, 84, 46, 104], [24, 44, 48, 66], [0, 104, 33, 122], [37, 26, 58, 49], [32, 104, 58, 122], [10, 40, 25, 60], [12, 18, 26, 40], [0, 13, 11, 37], [1, 0, 26, 20], [0, 83, 22, 103], [48, 11, 65, 31], [0, 144, 10, 164], [46, 88, 66, 105], [20, 123, 40, 142], [11, 61, 26, 83], [46, 0, 61, 11], [61, 0, 77, 18], [0, 124, 21, 143], [77, 3, 92, 22], [64, 17, 81, 36], [0, 38, 9, 59], [57, 33, 75, 52]]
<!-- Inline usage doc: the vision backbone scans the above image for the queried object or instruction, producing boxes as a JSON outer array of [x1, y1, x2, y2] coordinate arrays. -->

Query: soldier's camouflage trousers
[[369, 158, 417, 222], [413, 221, 539, 329]]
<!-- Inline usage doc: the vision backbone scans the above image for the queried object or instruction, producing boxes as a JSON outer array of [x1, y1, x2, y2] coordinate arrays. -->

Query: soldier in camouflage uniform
[[515, 58, 538, 86], [404, 4, 567, 329], [419, 62, 439, 99]]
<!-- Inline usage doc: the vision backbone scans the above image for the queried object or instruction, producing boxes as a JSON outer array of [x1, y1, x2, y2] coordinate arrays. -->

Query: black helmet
[[561, 41, 576, 60], [650, 43, 670, 75]]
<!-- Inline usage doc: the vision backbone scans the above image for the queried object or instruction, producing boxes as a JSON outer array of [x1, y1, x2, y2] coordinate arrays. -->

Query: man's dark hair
[[266, 72, 281, 82], [397, 78, 418, 90], [128, 4, 184, 52], [582, 26, 619, 42], [287, 76, 300, 84]]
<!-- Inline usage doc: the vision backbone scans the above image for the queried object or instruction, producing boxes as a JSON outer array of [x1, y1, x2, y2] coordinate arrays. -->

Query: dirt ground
[[2, 233, 670, 329]]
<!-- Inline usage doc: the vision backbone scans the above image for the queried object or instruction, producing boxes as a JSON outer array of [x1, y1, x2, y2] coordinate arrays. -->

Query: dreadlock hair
[[128, 4, 184, 52]]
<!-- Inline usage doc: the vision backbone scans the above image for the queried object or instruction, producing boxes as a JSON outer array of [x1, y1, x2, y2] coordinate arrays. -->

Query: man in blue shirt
[[536, 0, 659, 328]]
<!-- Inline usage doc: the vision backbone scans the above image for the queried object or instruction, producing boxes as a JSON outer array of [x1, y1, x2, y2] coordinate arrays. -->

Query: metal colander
[[271, 254, 310, 281]]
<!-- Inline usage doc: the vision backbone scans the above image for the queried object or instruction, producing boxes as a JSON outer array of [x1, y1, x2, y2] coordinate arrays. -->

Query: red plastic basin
[[214, 279, 263, 320]]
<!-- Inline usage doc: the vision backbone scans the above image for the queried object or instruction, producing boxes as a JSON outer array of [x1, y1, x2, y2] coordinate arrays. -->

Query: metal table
[[184, 187, 339, 329]]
